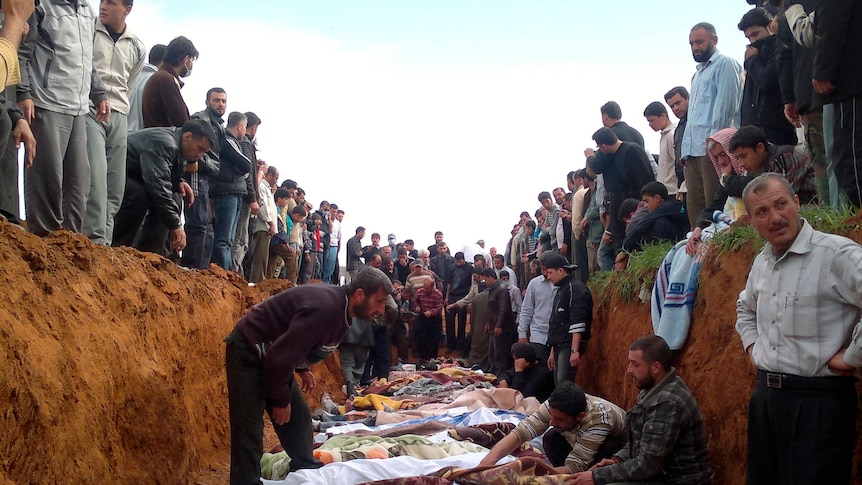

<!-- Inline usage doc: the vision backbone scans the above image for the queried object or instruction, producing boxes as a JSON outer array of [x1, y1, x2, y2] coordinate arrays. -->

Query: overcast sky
[[91, 1, 755, 259]]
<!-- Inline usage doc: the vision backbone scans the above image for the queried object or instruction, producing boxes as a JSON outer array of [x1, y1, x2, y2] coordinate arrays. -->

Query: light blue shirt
[[681, 50, 742, 158], [517, 275, 557, 345]]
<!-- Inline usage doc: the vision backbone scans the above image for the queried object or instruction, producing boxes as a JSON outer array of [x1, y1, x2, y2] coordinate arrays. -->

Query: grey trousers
[[0, 100, 17, 221], [338, 342, 371, 385], [24, 108, 89, 236], [231, 202, 252, 278], [683, 155, 718, 229], [84, 109, 128, 245]]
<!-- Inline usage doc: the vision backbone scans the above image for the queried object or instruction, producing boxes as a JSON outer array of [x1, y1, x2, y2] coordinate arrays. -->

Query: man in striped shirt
[[478, 382, 626, 473]]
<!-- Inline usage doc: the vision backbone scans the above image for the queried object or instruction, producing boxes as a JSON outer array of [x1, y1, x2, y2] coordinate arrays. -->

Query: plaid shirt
[[593, 370, 713, 485], [414, 287, 443, 316]]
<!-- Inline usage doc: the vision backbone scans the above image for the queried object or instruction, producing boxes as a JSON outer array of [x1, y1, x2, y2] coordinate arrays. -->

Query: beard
[[692, 43, 716, 63]]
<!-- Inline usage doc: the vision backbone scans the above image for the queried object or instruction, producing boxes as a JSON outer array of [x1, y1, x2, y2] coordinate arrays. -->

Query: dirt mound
[[0, 221, 345, 483], [3, 216, 862, 483]]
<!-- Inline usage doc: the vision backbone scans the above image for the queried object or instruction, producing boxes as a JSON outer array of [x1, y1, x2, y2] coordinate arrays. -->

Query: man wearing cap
[[480, 382, 626, 473], [542, 252, 593, 385], [482, 268, 517, 376]]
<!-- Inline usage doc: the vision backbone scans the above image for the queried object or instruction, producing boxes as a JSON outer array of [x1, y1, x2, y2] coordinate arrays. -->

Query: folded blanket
[[447, 422, 517, 447], [313, 434, 488, 464]]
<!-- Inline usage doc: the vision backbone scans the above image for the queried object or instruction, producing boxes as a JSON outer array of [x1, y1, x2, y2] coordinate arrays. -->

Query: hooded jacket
[[622, 199, 689, 253], [741, 35, 796, 140]]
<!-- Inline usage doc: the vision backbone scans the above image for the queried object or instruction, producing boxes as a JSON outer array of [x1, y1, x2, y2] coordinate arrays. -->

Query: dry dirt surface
[[2, 217, 862, 483]]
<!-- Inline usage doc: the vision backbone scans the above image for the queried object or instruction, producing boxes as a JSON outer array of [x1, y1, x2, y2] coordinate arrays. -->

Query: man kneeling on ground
[[479, 382, 626, 473], [573, 335, 713, 484]]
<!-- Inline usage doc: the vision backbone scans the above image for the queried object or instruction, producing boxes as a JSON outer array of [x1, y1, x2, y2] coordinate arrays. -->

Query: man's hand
[[298, 370, 316, 392], [685, 227, 703, 256], [95, 100, 111, 122], [497, 379, 509, 388], [249, 200, 260, 215], [584, 148, 596, 158], [14, 118, 35, 168], [0, 0, 34, 51], [494, 327, 502, 337], [271, 404, 292, 426], [571, 471, 595, 484], [178, 181, 195, 206], [744, 45, 759, 60], [17, 99, 34, 124], [569, 350, 581, 368], [478, 454, 499, 468], [547, 349, 555, 371], [514, 357, 528, 372], [812, 79, 836, 96], [784, 102, 802, 128], [170, 227, 186, 252], [580, 218, 589, 229], [424, 310, 432, 317], [590, 458, 617, 470], [268, 221, 276, 236], [827, 348, 855, 376], [614, 252, 628, 272]]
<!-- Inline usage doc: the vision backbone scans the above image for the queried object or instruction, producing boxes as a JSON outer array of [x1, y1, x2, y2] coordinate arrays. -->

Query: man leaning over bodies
[[111, 119, 215, 255], [480, 382, 626, 474], [573, 335, 713, 484], [736, 173, 862, 484], [225, 267, 392, 484]]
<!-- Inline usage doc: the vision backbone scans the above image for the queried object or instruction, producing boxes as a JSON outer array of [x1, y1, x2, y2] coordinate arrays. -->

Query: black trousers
[[111, 178, 170, 254], [832, 95, 862, 207], [225, 328, 321, 485], [415, 314, 442, 361], [361, 325, 391, 384], [445, 304, 468, 353], [180, 178, 213, 269], [746, 371, 857, 485]]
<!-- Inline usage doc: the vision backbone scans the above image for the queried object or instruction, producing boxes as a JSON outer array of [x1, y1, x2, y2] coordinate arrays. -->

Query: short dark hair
[[355, 226, 365, 234], [148, 44, 167, 65], [525, 220, 536, 230], [729, 125, 769, 152], [371, 232, 381, 239], [538, 191, 552, 202], [281, 179, 298, 190], [181, 119, 217, 148], [643, 101, 668, 118], [404, 239, 415, 245], [493, 254, 504, 262], [329, 203, 338, 210], [347, 267, 394, 298], [436, 241, 447, 248], [265, 165, 278, 177], [226, 111, 247, 129], [600, 101, 622, 120], [163, 36, 199, 66], [274, 188, 290, 200], [547, 382, 587, 417], [592, 127, 619, 146], [434, 231, 443, 236], [630, 335, 672, 371], [291, 205, 307, 217], [664, 86, 689, 102], [510, 342, 537, 363], [206, 87, 225, 102], [691, 22, 717, 37], [738, 7, 772, 31], [473, 254, 485, 263], [619, 198, 641, 220], [641, 181, 669, 199], [244, 111, 261, 127]]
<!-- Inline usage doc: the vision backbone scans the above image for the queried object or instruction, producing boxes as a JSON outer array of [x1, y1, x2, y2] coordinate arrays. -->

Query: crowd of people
[[0, 1, 860, 484]]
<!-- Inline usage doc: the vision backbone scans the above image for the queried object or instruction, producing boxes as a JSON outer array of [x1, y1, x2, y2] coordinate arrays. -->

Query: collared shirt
[[513, 397, 627, 473], [518, 275, 557, 344], [329, 217, 342, 248], [736, 220, 862, 375], [657, 123, 678, 194], [681, 50, 743, 158]]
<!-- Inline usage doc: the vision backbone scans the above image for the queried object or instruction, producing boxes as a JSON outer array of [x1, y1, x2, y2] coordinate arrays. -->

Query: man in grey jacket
[[111, 119, 215, 255], [18, 0, 110, 237]]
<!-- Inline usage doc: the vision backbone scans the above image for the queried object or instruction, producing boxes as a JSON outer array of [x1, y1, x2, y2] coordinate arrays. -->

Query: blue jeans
[[180, 179, 213, 269], [598, 238, 615, 271], [322, 246, 338, 283], [211, 194, 241, 270]]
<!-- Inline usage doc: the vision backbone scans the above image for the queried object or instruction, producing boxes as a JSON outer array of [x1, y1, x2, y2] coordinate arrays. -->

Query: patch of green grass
[[617, 241, 674, 300], [708, 223, 763, 256], [801, 204, 858, 235], [587, 269, 616, 306]]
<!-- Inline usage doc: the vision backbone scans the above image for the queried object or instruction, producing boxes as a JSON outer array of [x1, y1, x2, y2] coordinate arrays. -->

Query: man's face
[[381, 246, 392, 257], [421, 253, 430, 265], [642, 194, 663, 213], [745, 180, 802, 254], [398, 253, 407, 263], [353, 288, 389, 321], [369, 256, 382, 268], [235, 120, 248, 140], [358, 230, 366, 239], [709, 142, 732, 172], [481, 276, 496, 286], [493, 257, 504, 270], [411, 264, 423, 274], [552, 188, 565, 205], [181, 134, 211, 161], [689, 27, 717, 63], [626, 350, 657, 390], [336, 212, 344, 222], [646, 114, 666, 132], [543, 267, 566, 284], [732, 144, 769, 173], [437, 245, 447, 256], [548, 407, 581, 432], [246, 124, 259, 140], [744, 25, 770, 44], [540, 198, 553, 211], [99, 0, 131, 30], [329, 206, 338, 219], [666, 94, 689, 120], [265, 170, 279, 187], [423, 278, 434, 291], [435, 233, 444, 243], [385, 260, 394, 271], [489, 248, 497, 257], [207, 92, 227, 116], [371, 235, 380, 246], [455, 258, 464, 267], [474, 258, 485, 269], [276, 197, 288, 209], [500, 274, 510, 285]]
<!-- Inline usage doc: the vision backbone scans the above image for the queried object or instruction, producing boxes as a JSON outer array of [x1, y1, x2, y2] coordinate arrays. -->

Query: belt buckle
[[766, 372, 783, 389]]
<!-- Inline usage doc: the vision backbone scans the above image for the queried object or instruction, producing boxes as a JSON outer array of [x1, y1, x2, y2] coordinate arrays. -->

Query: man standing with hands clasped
[[736, 172, 862, 484], [225, 267, 393, 484]]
